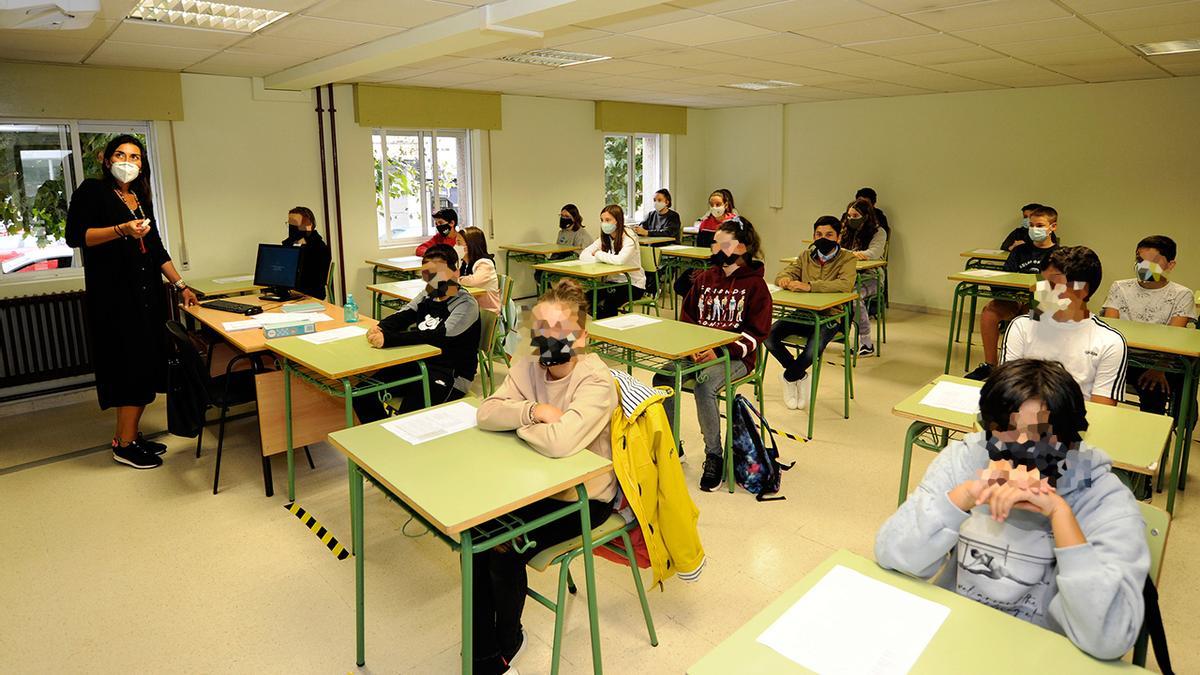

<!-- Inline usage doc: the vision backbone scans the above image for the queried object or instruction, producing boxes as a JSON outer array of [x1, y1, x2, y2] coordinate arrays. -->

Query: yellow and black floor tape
[[717, 413, 810, 444], [285, 502, 350, 560]]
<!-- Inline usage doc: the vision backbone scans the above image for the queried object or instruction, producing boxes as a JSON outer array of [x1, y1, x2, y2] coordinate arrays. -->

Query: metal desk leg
[[460, 529, 474, 673], [350, 460, 365, 666], [724, 356, 735, 493], [843, 309, 852, 418], [944, 284, 964, 374], [1167, 359, 1197, 514], [419, 361, 431, 408], [576, 485, 603, 674], [284, 361, 295, 502], [372, 290, 381, 320], [899, 422, 927, 506], [673, 368, 684, 454], [807, 312, 822, 440], [964, 289, 979, 373]]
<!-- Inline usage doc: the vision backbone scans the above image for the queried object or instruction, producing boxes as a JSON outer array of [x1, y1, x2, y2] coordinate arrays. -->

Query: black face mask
[[559, 217, 573, 229], [710, 251, 740, 267], [812, 238, 839, 256], [846, 216, 864, 230], [436, 224, 453, 237], [531, 335, 574, 367], [287, 225, 310, 241], [984, 434, 1071, 487]]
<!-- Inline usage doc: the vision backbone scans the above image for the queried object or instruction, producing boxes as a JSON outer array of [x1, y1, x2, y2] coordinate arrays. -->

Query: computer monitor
[[253, 243, 302, 301]]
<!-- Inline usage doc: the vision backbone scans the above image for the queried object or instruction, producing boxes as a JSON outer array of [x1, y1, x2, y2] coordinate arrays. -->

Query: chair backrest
[[752, 343, 768, 381], [478, 309, 500, 351], [1140, 502, 1170, 585], [640, 245, 660, 274], [326, 260, 337, 302], [696, 230, 714, 249]]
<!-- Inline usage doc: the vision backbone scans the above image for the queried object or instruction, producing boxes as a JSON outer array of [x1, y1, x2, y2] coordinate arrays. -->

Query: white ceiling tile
[[578, 5, 704, 32], [186, 50, 310, 77], [1107, 20, 1200, 43], [451, 39, 542, 59], [862, 0, 992, 11], [109, 20, 246, 49], [260, 15, 401, 45], [585, 74, 662, 88], [881, 69, 1003, 90], [931, 56, 1081, 85], [1048, 59, 1170, 81], [903, 0, 1071, 32], [798, 14, 937, 43], [87, 40, 215, 69], [0, 39, 95, 64], [555, 34, 663, 58], [705, 56, 812, 78], [98, 0, 139, 20], [989, 32, 1124, 58], [953, 16, 1099, 44], [896, 45, 1002, 64], [626, 48, 737, 67], [629, 14, 774, 44], [765, 45, 868, 64], [565, 58, 666, 75], [1023, 46, 1138, 66], [709, 32, 831, 56], [844, 32, 971, 56], [394, 70, 494, 86], [447, 59, 551, 76], [1060, 0, 1182, 11], [667, 0, 797, 13], [304, 0, 466, 28], [3, 17, 119, 39], [1085, 1, 1200, 31], [355, 67, 432, 82], [1149, 50, 1200, 74], [723, 0, 887, 32], [230, 34, 348, 59], [831, 80, 935, 95]]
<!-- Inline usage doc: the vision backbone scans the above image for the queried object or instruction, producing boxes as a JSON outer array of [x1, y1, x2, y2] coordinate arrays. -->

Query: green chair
[[623, 246, 662, 316], [779, 321, 855, 438], [525, 513, 658, 675], [491, 273, 516, 368], [476, 309, 501, 396], [325, 260, 336, 303], [1132, 501, 1170, 668]]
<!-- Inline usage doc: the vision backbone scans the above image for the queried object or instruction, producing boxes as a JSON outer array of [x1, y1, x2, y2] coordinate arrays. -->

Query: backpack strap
[[736, 394, 796, 473], [1141, 575, 1174, 675]]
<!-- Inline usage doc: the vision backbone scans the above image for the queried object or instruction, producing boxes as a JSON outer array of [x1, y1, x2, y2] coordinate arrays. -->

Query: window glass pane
[[603, 135, 629, 211], [637, 134, 661, 221], [0, 124, 74, 276], [375, 131, 424, 241], [423, 132, 436, 235], [435, 132, 468, 229]]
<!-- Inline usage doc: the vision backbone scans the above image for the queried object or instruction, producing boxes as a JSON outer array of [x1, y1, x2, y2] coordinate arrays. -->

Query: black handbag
[[164, 322, 209, 438]]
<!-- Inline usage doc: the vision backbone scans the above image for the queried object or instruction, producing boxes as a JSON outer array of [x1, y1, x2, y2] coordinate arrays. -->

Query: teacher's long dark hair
[[101, 134, 155, 212]]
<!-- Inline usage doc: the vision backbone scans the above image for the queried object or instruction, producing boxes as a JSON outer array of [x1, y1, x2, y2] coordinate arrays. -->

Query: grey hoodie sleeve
[[875, 439, 981, 579], [861, 228, 888, 260]]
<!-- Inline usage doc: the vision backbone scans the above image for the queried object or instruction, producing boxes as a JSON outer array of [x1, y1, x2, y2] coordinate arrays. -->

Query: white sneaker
[[780, 372, 799, 410], [795, 372, 812, 411]]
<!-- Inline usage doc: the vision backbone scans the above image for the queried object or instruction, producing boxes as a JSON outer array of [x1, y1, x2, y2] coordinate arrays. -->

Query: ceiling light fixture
[[722, 80, 800, 91], [498, 49, 610, 68], [126, 0, 287, 33], [1131, 39, 1200, 56]]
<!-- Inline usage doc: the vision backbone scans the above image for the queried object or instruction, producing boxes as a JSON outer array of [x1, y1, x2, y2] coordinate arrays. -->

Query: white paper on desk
[[767, 283, 782, 293], [382, 401, 478, 445], [919, 381, 981, 415], [661, 244, 690, 250], [594, 314, 662, 330], [958, 269, 1007, 278], [221, 319, 260, 332], [756, 565, 949, 675], [299, 325, 367, 344], [974, 248, 1006, 254], [250, 311, 332, 326], [387, 256, 422, 266], [212, 274, 254, 284]]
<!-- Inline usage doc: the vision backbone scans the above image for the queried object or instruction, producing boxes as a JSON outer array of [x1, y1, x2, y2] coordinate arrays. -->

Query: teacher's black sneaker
[[964, 363, 993, 381], [699, 455, 724, 492], [137, 433, 167, 456], [112, 440, 163, 470]]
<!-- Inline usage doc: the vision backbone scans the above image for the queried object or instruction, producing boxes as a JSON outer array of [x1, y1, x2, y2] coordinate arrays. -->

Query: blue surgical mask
[[600, 221, 617, 235], [1021, 216, 1030, 228], [1028, 226, 1049, 243]]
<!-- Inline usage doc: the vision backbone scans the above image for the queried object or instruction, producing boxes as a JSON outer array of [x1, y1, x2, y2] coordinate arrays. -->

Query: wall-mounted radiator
[[0, 291, 93, 389]]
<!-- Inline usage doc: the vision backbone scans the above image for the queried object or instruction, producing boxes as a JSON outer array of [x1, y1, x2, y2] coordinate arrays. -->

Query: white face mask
[[600, 220, 617, 235], [654, 200, 667, 212], [110, 161, 140, 183], [710, 205, 725, 218]]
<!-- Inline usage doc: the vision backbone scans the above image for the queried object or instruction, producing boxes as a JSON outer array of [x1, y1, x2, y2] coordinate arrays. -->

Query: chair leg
[[304, 445, 316, 470], [262, 455, 274, 498], [567, 569, 577, 595], [620, 531, 658, 646], [195, 424, 204, 458], [551, 561, 573, 675], [212, 405, 229, 495]]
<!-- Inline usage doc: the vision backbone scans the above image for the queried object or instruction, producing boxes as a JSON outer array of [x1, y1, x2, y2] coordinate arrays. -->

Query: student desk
[[660, 245, 712, 318], [681, 224, 699, 245], [589, 316, 740, 490], [1101, 317, 1200, 514], [892, 375, 1174, 506], [943, 270, 1037, 374], [779, 257, 888, 355], [531, 260, 637, 316], [638, 235, 677, 247], [365, 255, 423, 284], [188, 274, 260, 299], [770, 290, 858, 439], [327, 400, 613, 672], [688, 548, 1147, 675], [265, 329, 440, 502], [960, 248, 1009, 270], [366, 278, 486, 319], [499, 242, 581, 275]]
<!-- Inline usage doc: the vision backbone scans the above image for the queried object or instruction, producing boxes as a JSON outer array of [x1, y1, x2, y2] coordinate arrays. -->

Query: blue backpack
[[731, 394, 794, 501]]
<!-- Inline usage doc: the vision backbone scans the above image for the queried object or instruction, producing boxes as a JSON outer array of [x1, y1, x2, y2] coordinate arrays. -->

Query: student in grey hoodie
[[876, 358, 1148, 660]]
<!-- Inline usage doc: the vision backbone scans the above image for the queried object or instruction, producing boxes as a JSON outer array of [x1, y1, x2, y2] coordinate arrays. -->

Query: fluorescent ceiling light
[[722, 80, 799, 91], [498, 49, 610, 68], [1131, 39, 1200, 56], [126, 0, 287, 33]]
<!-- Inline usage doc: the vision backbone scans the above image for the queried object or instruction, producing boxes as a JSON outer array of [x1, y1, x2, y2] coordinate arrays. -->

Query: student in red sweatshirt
[[654, 216, 772, 491], [414, 208, 463, 257], [693, 188, 738, 248]]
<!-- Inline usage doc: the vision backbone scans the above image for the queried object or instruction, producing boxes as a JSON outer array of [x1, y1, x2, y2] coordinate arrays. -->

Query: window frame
[[603, 132, 664, 224], [373, 127, 473, 248]]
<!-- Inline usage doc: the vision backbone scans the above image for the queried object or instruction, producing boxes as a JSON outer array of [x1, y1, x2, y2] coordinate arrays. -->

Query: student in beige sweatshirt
[[473, 278, 617, 675]]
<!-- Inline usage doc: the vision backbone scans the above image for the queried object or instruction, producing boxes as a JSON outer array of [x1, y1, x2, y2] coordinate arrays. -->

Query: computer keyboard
[[200, 299, 262, 315]]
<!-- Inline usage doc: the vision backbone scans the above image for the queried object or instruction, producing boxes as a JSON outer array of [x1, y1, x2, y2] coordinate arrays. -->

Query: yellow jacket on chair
[[609, 370, 706, 588]]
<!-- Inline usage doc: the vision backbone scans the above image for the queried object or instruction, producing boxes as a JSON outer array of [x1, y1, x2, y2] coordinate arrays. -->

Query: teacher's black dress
[[65, 178, 171, 410]]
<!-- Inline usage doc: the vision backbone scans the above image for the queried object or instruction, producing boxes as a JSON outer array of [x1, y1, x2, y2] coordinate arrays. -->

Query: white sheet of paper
[[683, 225, 700, 233], [756, 565, 950, 675], [390, 279, 427, 295], [661, 244, 690, 250], [919, 381, 981, 415], [767, 283, 782, 293], [959, 269, 1007, 278], [222, 319, 261, 332], [387, 256, 422, 266], [382, 401, 479, 445], [283, 312, 334, 323], [299, 325, 367, 344], [212, 274, 254, 284], [594, 314, 662, 330], [974, 249, 1006, 254]]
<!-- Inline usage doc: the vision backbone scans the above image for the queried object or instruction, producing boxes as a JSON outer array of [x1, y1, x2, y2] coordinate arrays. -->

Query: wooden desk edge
[[268, 343, 441, 380], [772, 293, 860, 311], [589, 332, 740, 361]]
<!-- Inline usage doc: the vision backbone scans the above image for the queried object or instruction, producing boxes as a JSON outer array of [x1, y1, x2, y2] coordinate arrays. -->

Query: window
[[603, 133, 662, 223], [373, 129, 473, 246], [0, 120, 161, 282]]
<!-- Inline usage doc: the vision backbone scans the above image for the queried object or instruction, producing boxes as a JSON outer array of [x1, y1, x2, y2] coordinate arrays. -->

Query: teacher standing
[[65, 135, 198, 470]]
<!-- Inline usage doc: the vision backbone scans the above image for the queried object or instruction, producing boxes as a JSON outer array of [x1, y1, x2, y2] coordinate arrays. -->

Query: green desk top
[[367, 279, 485, 301], [365, 256, 423, 272], [500, 243, 581, 255], [327, 400, 613, 536], [531, 260, 638, 278], [588, 315, 739, 360], [266, 331, 440, 380], [778, 257, 886, 272], [688, 549, 1144, 674], [638, 236, 677, 246], [660, 246, 711, 259], [1100, 317, 1200, 358], [188, 274, 259, 297], [893, 375, 1171, 475], [771, 290, 858, 311], [947, 270, 1037, 289], [960, 248, 1010, 261]]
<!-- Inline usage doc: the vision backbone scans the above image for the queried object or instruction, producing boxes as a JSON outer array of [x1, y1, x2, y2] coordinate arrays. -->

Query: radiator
[[0, 291, 92, 388]]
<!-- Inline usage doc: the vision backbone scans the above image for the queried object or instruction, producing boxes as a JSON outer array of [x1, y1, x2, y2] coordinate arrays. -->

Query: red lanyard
[[115, 189, 148, 254]]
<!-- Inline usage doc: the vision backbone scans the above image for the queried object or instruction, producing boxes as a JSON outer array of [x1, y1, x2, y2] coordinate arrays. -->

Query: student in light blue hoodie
[[876, 358, 1148, 660]]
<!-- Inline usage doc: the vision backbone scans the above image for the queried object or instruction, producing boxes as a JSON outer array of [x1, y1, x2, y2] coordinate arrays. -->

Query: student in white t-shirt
[[1101, 235, 1196, 418], [1001, 246, 1127, 405]]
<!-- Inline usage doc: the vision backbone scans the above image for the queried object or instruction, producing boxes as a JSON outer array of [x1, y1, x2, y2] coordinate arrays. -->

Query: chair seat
[[527, 513, 628, 573]]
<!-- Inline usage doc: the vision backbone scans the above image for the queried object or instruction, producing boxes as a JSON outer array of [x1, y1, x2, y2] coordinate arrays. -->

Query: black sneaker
[[857, 344, 875, 357], [964, 363, 993, 381], [700, 455, 724, 492], [112, 441, 163, 469], [137, 433, 167, 456]]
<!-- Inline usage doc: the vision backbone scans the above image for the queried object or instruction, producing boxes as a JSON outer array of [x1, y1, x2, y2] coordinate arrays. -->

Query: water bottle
[[344, 293, 359, 323]]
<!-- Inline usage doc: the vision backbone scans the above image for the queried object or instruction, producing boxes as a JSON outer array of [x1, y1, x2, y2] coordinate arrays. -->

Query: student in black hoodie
[[354, 244, 481, 423], [283, 206, 332, 300]]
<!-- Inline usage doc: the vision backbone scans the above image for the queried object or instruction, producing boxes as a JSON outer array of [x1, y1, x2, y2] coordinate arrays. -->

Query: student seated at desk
[[855, 186, 889, 235], [1101, 235, 1197, 419], [1002, 246, 1126, 406], [634, 188, 681, 241], [876, 359, 1148, 660], [354, 245, 481, 423], [414, 208, 463, 258], [768, 216, 856, 412], [578, 204, 646, 319], [694, 188, 738, 248], [475, 279, 617, 675], [999, 202, 1060, 252], [282, 206, 331, 300], [841, 198, 887, 357], [966, 205, 1062, 381], [654, 217, 772, 491], [458, 226, 501, 312]]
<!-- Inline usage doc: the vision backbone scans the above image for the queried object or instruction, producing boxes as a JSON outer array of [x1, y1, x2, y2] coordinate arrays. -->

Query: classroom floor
[[1, 307, 1195, 674]]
